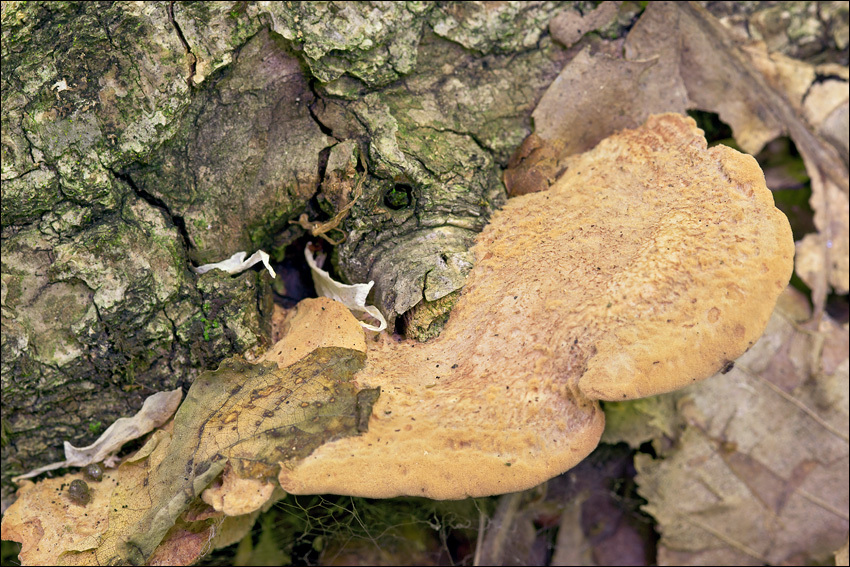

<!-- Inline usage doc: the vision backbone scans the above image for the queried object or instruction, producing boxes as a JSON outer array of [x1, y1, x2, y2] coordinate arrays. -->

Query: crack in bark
[[419, 123, 494, 156], [168, 1, 197, 88], [109, 168, 194, 255]]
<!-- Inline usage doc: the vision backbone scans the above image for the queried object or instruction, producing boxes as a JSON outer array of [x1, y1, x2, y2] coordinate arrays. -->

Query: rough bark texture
[[2, 0, 846, 507]]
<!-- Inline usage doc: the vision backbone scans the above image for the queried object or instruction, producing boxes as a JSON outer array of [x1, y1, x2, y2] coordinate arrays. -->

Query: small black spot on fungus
[[451, 364, 458, 369], [721, 360, 735, 374], [68, 479, 91, 505]]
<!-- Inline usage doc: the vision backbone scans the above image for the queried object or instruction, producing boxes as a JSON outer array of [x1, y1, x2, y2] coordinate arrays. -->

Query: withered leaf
[[119, 346, 371, 564], [631, 289, 849, 566]]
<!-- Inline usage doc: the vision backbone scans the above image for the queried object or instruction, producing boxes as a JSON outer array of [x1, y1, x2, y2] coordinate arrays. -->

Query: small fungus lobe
[[83, 463, 103, 482], [68, 479, 91, 506]]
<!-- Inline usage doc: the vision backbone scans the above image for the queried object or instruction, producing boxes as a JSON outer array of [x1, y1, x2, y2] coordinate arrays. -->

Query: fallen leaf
[[1, 299, 380, 566], [633, 288, 849, 565], [741, 41, 849, 312], [113, 347, 371, 565], [624, 3, 847, 193], [600, 395, 678, 450], [548, 1, 621, 49]]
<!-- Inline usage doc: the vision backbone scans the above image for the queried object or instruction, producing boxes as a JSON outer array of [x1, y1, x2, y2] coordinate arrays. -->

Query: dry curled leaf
[[633, 288, 849, 566]]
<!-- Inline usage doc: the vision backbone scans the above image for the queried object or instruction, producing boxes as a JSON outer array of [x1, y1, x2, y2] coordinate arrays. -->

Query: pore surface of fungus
[[275, 114, 794, 499]]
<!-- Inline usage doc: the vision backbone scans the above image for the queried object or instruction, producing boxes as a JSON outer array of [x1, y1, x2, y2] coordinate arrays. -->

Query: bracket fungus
[[270, 113, 794, 500]]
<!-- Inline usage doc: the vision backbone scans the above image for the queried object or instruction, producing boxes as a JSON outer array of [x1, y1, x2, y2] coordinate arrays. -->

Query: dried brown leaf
[[548, 1, 621, 49], [634, 288, 849, 565]]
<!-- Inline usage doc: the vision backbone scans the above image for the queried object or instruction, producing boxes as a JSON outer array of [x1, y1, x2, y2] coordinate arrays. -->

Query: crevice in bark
[[110, 168, 193, 254], [306, 90, 338, 140], [420, 123, 494, 158], [168, 1, 197, 87]]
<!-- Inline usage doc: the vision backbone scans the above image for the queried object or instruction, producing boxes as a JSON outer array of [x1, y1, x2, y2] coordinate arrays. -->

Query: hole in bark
[[384, 184, 413, 210], [271, 234, 318, 308]]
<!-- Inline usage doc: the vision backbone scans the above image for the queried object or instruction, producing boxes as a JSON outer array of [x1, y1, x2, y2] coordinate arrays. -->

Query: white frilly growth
[[12, 388, 183, 482], [305, 244, 388, 332], [193, 250, 276, 278]]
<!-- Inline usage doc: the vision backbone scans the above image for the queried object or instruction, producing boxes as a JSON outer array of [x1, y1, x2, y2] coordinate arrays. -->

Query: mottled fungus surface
[[271, 114, 794, 499]]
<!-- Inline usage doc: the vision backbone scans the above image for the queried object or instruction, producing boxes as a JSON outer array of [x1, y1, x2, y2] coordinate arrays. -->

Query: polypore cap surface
[[276, 114, 794, 499]]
